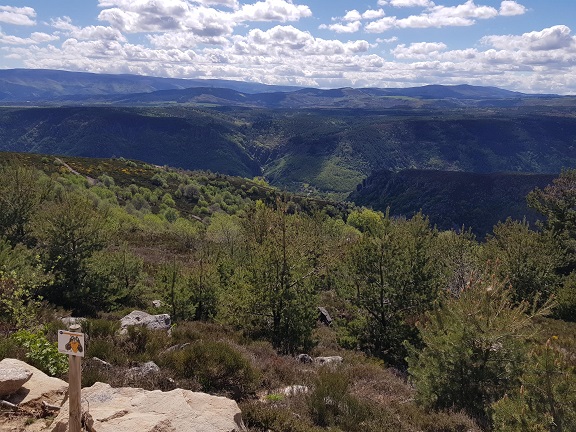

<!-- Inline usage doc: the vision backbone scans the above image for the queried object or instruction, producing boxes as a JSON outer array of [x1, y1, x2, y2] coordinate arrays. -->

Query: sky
[[1, 0, 576, 94]]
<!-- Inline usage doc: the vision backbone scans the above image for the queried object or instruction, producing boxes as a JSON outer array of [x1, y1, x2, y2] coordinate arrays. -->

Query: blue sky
[[1, 0, 575, 93]]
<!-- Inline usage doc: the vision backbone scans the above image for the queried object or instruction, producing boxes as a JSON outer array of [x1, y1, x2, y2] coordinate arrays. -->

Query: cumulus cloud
[[0, 5, 36, 26], [378, 0, 434, 7], [0, 31, 58, 45], [52, 17, 126, 42], [392, 41, 447, 59], [499, 1, 526, 16], [482, 25, 576, 51], [366, 0, 499, 32], [319, 21, 362, 34], [234, 0, 312, 22], [232, 25, 370, 56]]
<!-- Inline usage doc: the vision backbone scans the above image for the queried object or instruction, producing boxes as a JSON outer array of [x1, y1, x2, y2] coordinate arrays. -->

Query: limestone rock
[[0, 358, 33, 397], [314, 356, 343, 366], [49, 382, 244, 432], [2, 359, 67, 406], [119, 310, 171, 334], [128, 361, 160, 377]]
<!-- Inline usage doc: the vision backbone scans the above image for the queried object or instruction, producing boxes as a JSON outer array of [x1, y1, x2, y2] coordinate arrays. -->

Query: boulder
[[120, 310, 171, 334], [128, 361, 160, 377], [296, 354, 313, 364], [282, 385, 309, 397], [314, 356, 343, 366], [2, 359, 67, 406], [50, 382, 244, 432], [0, 358, 33, 397]]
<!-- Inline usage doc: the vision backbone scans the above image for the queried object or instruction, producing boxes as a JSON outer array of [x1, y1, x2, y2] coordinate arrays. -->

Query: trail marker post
[[58, 325, 85, 432]]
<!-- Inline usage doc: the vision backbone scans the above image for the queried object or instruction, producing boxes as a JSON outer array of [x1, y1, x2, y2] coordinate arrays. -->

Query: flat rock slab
[[3, 359, 67, 406], [120, 310, 171, 334], [0, 358, 33, 397], [49, 382, 244, 432]]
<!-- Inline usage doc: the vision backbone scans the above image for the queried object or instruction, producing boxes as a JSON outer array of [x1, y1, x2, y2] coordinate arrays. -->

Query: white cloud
[[52, 17, 126, 42], [0, 31, 58, 45], [378, 0, 435, 7], [320, 21, 362, 34], [482, 25, 576, 51], [366, 0, 498, 32], [234, 0, 312, 22], [0, 5, 36, 26], [341, 10, 362, 22], [392, 41, 447, 59], [499, 1, 526, 16]]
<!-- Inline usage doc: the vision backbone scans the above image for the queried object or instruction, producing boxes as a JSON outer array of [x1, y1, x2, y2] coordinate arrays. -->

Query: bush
[[406, 271, 552, 427], [308, 369, 370, 431], [164, 340, 258, 400], [12, 330, 68, 376]]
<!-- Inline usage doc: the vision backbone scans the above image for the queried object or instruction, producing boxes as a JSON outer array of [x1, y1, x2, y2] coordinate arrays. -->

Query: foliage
[[483, 219, 561, 305], [32, 191, 112, 314], [0, 165, 53, 245], [85, 246, 145, 311], [347, 212, 441, 364], [407, 270, 552, 427], [308, 369, 370, 431], [491, 337, 576, 432], [12, 329, 68, 376], [164, 340, 259, 400], [527, 168, 576, 274], [0, 238, 50, 328]]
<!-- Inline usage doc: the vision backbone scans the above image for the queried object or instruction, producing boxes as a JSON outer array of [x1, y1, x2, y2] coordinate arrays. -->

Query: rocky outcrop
[[2, 359, 67, 406], [119, 310, 171, 334], [50, 382, 244, 432], [0, 358, 33, 397], [314, 356, 343, 365]]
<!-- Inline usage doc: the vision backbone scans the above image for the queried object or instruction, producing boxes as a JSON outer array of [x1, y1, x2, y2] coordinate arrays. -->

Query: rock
[[128, 361, 160, 377], [60, 317, 87, 328], [314, 356, 343, 366], [152, 300, 163, 308], [90, 357, 112, 368], [296, 354, 313, 364], [2, 359, 67, 407], [164, 343, 191, 354], [0, 358, 33, 397], [282, 385, 309, 396], [50, 382, 244, 432], [120, 310, 171, 334], [317, 307, 333, 326]]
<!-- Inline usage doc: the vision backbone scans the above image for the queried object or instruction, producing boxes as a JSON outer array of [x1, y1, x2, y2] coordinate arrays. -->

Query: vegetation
[[1, 152, 575, 432]]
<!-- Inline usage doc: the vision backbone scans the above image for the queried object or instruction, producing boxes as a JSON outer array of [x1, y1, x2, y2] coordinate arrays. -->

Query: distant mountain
[[349, 169, 556, 237], [0, 69, 569, 109], [0, 69, 301, 101]]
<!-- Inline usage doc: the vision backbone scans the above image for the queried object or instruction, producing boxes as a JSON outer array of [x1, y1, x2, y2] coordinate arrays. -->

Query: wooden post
[[68, 323, 82, 432]]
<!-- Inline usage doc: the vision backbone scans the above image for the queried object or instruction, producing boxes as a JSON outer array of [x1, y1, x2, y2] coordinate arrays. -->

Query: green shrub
[[12, 330, 68, 376], [308, 369, 370, 431], [165, 340, 258, 400], [241, 401, 324, 432]]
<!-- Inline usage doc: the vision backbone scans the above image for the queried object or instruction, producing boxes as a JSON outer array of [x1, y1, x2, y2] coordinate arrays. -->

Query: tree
[[31, 191, 111, 314], [492, 337, 576, 432], [85, 246, 145, 312], [235, 199, 319, 353], [482, 219, 561, 305], [0, 165, 53, 245], [527, 169, 576, 274], [347, 212, 441, 364], [407, 270, 552, 427]]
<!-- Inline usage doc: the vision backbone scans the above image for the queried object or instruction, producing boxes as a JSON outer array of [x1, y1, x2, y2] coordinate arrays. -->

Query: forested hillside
[[1, 153, 575, 432], [2, 106, 576, 201], [350, 170, 556, 236]]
